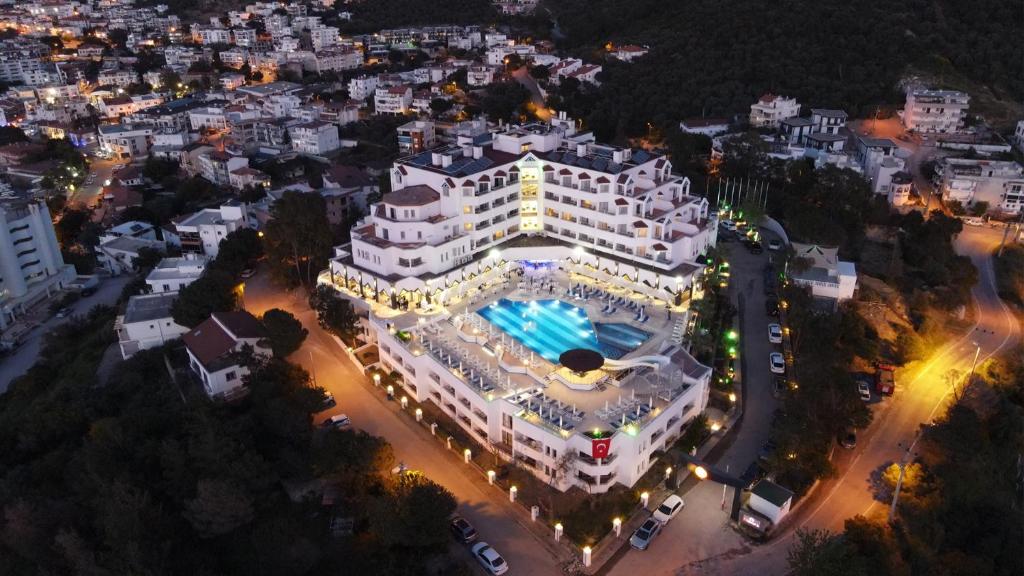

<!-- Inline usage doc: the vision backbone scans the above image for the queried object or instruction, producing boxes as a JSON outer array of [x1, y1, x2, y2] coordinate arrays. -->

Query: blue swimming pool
[[477, 298, 650, 361]]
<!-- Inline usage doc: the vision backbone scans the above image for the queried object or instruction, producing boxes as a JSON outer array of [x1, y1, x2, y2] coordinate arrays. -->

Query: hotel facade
[[321, 116, 717, 492]]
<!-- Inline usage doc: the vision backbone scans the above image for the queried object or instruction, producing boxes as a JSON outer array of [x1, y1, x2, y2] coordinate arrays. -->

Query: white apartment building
[[1014, 120, 1024, 151], [174, 201, 253, 257], [291, 120, 340, 155], [98, 124, 153, 159], [903, 89, 969, 133], [375, 85, 412, 115], [188, 106, 229, 131], [348, 75, 378, 101], [467, 64, 499, 87], [115, 292, 189, 359], [938, 158, 1024, 214], [146, 254, 210, 293], [97, 68, 137, 88], [309, 25, 340, 51], [329, 116, 716, 308], [183, 310, 271, 399], [0, 200, 76, 331], [397, 119, 436, 155], [749, 94, 801, 128]]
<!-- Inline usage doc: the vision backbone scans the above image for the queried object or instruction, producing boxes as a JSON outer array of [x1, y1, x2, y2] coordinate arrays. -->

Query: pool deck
[[389, 267, 699, 434]]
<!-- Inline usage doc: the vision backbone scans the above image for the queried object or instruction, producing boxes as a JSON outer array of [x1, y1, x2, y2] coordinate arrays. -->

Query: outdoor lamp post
[[612, 517, 622, 537]]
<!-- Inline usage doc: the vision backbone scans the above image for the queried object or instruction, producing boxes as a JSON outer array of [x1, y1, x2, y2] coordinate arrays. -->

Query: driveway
[[0, 274, 133, 393], [242, 273, 565, 575], [606, 235, 782, 575]]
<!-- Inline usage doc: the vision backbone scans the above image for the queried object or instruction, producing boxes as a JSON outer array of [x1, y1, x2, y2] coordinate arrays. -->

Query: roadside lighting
[[694, 466, 709, 480], [386, 384, 394, 397], [463, 448, 471, 463], [710, 421, 722, 432], [725, 330, 738, 341], [728, 392, 737, 403], [582, 546, 593, 567], [487, 470, 495, 484], [257, 231, 265, 238], [373, 373, 381, 386], [509, 485, 518, 502], [554, 523, 563, 542], [787, 452, 796, 460], [415, 407, 422, 422], [612, 517, 622, 536], [640, 491, 650, 508], [664, 466, 673, 479]]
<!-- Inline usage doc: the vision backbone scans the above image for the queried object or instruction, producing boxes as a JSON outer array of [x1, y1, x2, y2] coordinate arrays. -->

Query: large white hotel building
[[321, 115, 718, 492]]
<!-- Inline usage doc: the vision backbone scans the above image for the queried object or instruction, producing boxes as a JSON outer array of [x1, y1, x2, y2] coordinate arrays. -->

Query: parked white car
[[720, 219, 737, 232], [768, 323, 783, 344], [769, 352, 786, 374], [471, 542, 509, 575], [652, 494, 685, 524], [858, 381, 872, 402]]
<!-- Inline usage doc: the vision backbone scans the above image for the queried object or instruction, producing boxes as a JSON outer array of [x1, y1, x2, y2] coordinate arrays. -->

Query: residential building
[[174, 201, 253, 257], [887, 172, 913, 207], [809, 109, 847, 135], [903, 89, 969, 133], [96, 234, 165, 275], [749, 94, 800, 129], [467, 64, 499, 87], [397, 119, 436, 155], [197, 150, 249, 186], [611, 45, 648, 62], [115, 292, 189, 359], [182, 310, 270, 399], [348, 75, 378, 101], [0, 199, 76, 331], [1014, 120, 1024, 151], [374, 85, 412, 115], [229, 166, 271, 190], [319, 100, 360, 126], [321, 164, 375, 225], [679, 118, 730, 137], [291, 120, 340, 155], [98, 124, 153, 159], [938, 158, 1024, 214], [788, 243, 857, 305], [145, 254, 210, 293]]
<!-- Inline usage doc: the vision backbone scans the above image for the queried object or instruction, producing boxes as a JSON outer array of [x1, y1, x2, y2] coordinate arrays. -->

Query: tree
[[211, 228, 263, 277], [260, 309, 307, 357], [133, 246, 164, 271], [528, 64, 550, 82], [171, 269, 238, 327], [184, 479, 255, 538], [142, 156, 179, 182], [968, 200, 989, 216], [787, 529, 864, 576], [480, 82, 531, 123], [370, 473, 456, 550], [428, 97, 454, 116], [308, 285, 359, 341], [264, 191, 333, 287]]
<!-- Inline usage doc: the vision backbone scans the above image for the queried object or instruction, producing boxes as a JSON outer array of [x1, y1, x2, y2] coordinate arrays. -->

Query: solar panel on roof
[[592, 158, 608, 171]]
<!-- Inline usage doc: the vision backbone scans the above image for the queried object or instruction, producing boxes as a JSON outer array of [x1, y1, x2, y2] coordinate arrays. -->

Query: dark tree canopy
[[260, 308, 308, 358]]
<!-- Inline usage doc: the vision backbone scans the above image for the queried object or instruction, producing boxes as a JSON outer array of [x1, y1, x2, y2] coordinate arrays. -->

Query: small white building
[[938, 158, 1024, 214], [748, 480, 794, 524], [887, 171, 914, 207], [116, 292, 189, 359], [374, 85, 412, 115], [467, 64, 499, 87], [789, 243, 857, 305], [174, 201, 253, 257], [182, 310, 270, 399], [96, 235, 165, 275], [397, 119, 436, 155], [1013, 120, 1024, 151], [291, 120, 340, 155], [611, 45, 648, 62], [903, 89, 969, 134], [348, 75, 378, 101], [146, 254, 210, 293], [679, 118, 730, 137], [749, 94, 800, 129]]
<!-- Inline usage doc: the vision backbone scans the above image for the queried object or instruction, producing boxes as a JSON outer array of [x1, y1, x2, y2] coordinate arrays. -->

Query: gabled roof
[[182, 311, 265, 369], [751, 480, 793, 507]]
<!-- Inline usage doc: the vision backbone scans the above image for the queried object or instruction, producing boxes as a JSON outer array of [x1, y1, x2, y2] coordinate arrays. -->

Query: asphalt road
[[679, 225, 1020, 575], [69, 154, 119, 210], [606, 235, 782, 576], [242, 273, 565, 576], [0, 274, 133, 393]]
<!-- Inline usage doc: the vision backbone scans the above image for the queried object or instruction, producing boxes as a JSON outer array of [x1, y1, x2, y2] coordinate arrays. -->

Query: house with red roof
[[182, 311, 270, 399]]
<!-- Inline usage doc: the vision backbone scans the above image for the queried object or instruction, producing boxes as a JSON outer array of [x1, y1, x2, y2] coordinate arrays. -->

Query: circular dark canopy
[[559, 348, 605, 373]]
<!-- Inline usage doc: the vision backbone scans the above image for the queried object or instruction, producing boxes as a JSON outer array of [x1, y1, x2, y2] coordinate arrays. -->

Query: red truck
[[876, 364, 896, 396]]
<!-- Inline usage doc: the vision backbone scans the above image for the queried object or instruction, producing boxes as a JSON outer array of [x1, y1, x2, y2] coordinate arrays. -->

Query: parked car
[[55, 307, 73, 319], [720, 219, 737, 232], [320, 390, 336, 409], [857, 381, 872, 402], [322, 414, 351, 429], [652, 494, 685, 524], [772, 376, 787, 397], [629, 518, 663, 550], [471, 542, 509, 575], [839, 430, 857, 449], [768, 323, 783, 344], [769, 352, 786, 374], [450, 515, 478, 544], [768, 239, 782, 251], [240, 267, 257, 279]]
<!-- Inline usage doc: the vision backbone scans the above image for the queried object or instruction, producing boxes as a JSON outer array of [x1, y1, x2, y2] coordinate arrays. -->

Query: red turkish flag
[[591, 438, 612, 459]]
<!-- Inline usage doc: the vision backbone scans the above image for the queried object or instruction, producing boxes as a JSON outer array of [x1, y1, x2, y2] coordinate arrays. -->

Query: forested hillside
[[543, 0, 1023, 140]]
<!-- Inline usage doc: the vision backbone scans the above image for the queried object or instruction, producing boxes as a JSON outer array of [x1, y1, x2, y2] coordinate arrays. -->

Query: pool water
[[477, 298, 650, 361]]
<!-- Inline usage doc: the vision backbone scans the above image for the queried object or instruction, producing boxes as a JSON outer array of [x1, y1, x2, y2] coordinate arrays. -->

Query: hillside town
[[0, 1, 1021, 576]]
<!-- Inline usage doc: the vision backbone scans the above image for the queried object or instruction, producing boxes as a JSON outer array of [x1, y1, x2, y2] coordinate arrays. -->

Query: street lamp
[[693, 465, 709, 480], [888, 441, 918, 524]]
